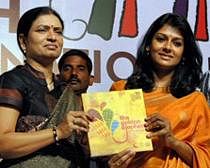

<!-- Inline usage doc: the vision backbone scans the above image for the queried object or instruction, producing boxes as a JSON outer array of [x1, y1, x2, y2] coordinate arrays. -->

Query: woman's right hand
[[108, 149, 136, 168], [56, 111, 93, 139]]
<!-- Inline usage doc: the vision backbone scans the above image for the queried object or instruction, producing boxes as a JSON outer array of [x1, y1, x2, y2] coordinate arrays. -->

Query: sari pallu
[[110, 80, 210, 168]]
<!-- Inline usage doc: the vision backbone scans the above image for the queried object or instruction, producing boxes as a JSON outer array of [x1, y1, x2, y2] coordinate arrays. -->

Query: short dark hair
[[17, 6, 64, 55], [126, 13, 203, 98], [58, 49, 93, 74]]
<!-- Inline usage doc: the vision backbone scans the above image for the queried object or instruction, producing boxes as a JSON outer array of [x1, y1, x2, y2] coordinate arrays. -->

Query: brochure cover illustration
[[82, 89, 153, 157]]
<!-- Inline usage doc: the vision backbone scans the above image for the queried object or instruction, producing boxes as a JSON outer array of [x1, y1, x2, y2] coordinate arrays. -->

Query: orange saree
[[110, 80, 210, 168]]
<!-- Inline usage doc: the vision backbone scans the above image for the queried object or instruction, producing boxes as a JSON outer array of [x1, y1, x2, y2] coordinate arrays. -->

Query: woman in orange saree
[[108, 13, 210, 168]]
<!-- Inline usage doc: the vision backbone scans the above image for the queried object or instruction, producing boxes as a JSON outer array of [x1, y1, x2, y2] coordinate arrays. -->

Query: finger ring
[[156, 125, 161, 128]]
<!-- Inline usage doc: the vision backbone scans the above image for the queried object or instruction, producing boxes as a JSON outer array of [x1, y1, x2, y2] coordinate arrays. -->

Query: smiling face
[[19, 14, 63, 64], [60, 55, 94, 94], [149, 24, 184, 71]]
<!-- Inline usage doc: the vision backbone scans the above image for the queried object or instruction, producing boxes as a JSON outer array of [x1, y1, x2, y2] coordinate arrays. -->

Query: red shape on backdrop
[[119, 0, 138, 37], [195, 0, 208, 41]]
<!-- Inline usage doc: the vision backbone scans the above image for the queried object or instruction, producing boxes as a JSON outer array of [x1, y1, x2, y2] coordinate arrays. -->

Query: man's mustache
[[67, 76, 81, 83]]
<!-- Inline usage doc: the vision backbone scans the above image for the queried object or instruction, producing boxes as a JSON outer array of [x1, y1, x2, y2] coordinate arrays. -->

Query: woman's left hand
[[144, 113, 176, 148]]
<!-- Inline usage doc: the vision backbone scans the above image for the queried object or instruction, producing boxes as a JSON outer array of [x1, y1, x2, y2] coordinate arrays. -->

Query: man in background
[[58, 49, 97, 168], [58, 49, 94, 95]]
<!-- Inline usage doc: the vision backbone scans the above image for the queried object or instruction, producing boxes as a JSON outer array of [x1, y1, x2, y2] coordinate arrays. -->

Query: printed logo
[[49, 0, 208, 41]]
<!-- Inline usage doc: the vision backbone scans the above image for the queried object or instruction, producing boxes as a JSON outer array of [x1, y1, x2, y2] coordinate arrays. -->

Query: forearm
[[0, 128, 55, 159], [169, 138, 194, 166]]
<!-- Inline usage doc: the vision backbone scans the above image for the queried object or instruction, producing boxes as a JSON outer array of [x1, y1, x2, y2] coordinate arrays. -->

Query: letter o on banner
[[107, 52, 136, 81]]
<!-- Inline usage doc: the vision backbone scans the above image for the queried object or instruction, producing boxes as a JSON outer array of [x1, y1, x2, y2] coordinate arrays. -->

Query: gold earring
[[146, 47, 150, 56]]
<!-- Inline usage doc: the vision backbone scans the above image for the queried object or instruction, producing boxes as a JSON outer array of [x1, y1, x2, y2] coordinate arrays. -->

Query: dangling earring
[[181, 57, 185, 65], [146, 47, 150, 56], [22, 48, 26, 54]]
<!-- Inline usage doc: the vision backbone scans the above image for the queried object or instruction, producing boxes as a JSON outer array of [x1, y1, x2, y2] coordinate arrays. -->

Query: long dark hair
[[126, 13, 203, 98], [17, 6, 64, 56]]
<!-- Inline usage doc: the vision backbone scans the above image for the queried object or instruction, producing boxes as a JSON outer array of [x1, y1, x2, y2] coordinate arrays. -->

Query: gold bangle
[[52, 126, 59, 145]]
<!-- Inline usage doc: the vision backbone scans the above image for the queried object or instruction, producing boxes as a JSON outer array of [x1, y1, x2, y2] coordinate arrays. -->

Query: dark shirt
[[0, 64, 87, 168], [0, 64, 61, 116], [200, 71, 210, 105]]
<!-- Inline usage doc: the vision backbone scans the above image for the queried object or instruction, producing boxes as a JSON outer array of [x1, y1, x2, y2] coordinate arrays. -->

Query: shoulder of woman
[[189, 90, 209, 105], [109, 80, 127, 91], [0, 65, 26, 84]]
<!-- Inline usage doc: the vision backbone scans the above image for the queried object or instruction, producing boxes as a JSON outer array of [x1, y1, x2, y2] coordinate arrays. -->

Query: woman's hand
[[144, 113, 194, 166], [108, 149, 136, 168], [56, 111, 93, 139], [144, 113, 176, 148]]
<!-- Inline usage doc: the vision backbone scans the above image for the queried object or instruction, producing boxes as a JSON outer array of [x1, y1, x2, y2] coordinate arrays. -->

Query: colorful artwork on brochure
[[82, 89, 153, 157]]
